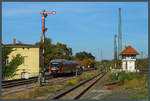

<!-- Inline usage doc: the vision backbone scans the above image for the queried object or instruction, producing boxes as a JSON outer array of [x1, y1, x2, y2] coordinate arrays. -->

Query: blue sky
[[2, 2, 148, 60]]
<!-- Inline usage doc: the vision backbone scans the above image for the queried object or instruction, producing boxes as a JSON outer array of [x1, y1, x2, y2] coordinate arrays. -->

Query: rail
[[2, 75, 52, 88], [2, 69, 96, 89], [52, 71, 106, 99]]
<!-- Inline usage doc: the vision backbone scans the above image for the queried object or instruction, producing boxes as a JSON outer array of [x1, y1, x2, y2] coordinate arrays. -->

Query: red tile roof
[[121, 46, 139, 55]]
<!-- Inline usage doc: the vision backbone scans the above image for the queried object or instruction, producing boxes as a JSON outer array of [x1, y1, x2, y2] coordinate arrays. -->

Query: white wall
[[122, 59, 136, 72]]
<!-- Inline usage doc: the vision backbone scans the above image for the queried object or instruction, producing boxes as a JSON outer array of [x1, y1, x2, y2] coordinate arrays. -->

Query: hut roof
[[121, 46, 139, 55]]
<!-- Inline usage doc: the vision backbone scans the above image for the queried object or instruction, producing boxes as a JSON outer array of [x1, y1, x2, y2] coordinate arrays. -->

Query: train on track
[[49, 59, 83, 77]]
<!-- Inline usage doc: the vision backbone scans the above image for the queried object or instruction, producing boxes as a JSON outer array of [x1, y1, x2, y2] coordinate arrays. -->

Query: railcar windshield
[[51, 63, 60, 70]]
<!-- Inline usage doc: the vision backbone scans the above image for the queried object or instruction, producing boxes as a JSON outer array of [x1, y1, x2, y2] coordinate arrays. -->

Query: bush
[[109, 73, 118, 80], [117, 72, 132, 85], [109, 72, 132, 85]]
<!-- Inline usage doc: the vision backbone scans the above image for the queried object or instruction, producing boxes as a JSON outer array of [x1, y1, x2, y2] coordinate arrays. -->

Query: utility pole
[[114, 34, 117, 68], [141, 51, 143, 59], [40, 9, 56, 69], [118, 8, 122, 60], [101, 50, 103, 62]]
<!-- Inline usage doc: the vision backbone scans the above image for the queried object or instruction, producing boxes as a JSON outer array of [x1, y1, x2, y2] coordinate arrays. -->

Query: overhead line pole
[[118, 8, 122, 60], [114, 34, 117, 68]]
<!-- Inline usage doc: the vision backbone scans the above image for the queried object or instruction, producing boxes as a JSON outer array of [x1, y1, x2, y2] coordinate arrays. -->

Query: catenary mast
[[118, 8, 122, 60]]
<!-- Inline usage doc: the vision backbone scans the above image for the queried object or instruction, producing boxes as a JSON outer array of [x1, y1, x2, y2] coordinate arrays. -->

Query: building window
[[5, 57, 9, 65]]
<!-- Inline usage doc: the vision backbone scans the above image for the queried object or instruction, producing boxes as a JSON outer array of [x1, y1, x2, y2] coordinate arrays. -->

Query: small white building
[[121, 46, 139, 72]]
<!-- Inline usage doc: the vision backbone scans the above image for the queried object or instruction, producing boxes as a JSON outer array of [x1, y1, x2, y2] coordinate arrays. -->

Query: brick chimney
[[13, 39, 16, 44]]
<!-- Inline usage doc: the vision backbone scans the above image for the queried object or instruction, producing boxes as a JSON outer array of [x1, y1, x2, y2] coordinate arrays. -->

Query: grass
[[2, 70, 101, 100], [106, 72, 148, 90], [124, 86, 133, 90], [130, 91, 148, 99], [66, 79, 79, 86]]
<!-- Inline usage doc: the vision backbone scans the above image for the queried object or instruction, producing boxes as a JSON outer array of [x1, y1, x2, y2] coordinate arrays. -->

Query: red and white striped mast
[[40, 9, 56, 69]]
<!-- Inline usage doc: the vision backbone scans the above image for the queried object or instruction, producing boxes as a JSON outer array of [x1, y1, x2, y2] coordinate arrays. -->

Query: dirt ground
[[101, 88, 148, 99], [100, 73, 148, 100]]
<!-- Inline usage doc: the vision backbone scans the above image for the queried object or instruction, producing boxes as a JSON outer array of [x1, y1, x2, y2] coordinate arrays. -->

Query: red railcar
[[50, 59, 82, 77]]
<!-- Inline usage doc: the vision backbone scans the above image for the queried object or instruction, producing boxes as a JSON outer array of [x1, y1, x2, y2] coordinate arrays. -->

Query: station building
[[120, 46, 139, 72], [3, 39, 40, 80]]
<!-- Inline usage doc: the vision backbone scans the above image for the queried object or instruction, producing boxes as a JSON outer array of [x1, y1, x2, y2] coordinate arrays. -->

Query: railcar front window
[[51, 63, 60, 70]]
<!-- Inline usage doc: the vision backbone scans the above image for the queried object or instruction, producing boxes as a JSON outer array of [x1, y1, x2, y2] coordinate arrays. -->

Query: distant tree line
[[136, 58, 148, 69], [35, 37, 96, 69]]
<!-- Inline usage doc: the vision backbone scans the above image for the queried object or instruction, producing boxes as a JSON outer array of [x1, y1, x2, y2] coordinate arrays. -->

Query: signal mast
[[40, 9, 56, 69]]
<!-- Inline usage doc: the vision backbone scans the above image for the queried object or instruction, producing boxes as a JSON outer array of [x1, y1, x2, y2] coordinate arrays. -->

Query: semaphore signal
[[40, 9, 56, 69]]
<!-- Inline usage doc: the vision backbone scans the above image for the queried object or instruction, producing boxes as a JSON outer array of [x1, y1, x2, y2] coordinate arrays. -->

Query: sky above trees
[[2, 2, 148, 60]]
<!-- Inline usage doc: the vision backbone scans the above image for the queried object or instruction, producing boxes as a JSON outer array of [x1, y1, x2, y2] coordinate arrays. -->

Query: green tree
[[35, 37, 52, 68], [35, 37, 73, 69], [136, 58, 148, 69], [55, 42, 72, 59], [2, 47, 24, 79], [35, 37, 52, 47], [75, 51, 95, 60]]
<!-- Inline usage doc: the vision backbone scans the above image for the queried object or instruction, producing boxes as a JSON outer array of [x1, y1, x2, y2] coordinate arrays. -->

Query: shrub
[[109, 73, 118, 80], [109, 72, 132, 85], [117, 76, 124, 85]]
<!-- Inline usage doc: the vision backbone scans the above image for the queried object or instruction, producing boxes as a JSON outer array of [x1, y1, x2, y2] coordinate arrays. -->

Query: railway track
[[2, 76, 76, 96], [52, 71, 106, 100], [2, 75, 52, 88], [2, 69, 96, 89]]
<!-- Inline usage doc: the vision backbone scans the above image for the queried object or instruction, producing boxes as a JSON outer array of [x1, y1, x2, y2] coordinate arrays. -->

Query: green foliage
[[130, 91, 148, 99], [109, 72, 132, 85], [78, 58, 95, 69], [35, 37, 73, 68], [117, 72, 132, 85], [143, 75, 148, 82], [75, 51, 95, 60], [136, 58, 148, 69], [35, 37, 52, 47], [135, 72, 143, 80], [2, 47, 13, 63], [66, 79, 79, 86], [109, 73, 118, 80], [35, 37, 96, 69], [2, 47, 24, 79], [124, 86, 132, 90]]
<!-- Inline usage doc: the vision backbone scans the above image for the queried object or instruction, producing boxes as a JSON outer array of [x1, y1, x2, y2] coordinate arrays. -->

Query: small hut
[[120, 46, 139, 72]]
